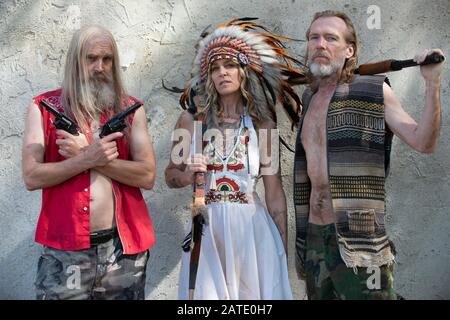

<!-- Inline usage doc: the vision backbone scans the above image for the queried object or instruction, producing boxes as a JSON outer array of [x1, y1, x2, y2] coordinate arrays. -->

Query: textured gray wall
[[0, 0, 449, 300]]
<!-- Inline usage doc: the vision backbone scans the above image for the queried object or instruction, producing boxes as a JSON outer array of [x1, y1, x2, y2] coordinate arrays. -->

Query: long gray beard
[[82, 76, 116, 110]]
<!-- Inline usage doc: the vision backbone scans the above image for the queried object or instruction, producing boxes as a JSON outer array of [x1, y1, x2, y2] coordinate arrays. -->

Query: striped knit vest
[[294, 75, 395, 275]]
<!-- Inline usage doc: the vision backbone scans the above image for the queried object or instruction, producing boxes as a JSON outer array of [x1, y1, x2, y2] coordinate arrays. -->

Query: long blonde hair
[[61, 25, 127, 133], [201, 61, 276, 130]]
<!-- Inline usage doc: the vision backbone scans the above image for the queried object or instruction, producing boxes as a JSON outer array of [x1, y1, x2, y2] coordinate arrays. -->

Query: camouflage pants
[[305, 223, 397, 300], [35, 235, 149, 300]]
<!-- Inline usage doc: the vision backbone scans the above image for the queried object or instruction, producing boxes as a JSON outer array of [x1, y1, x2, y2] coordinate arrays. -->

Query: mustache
[[90, 72, 113, 83], [312, 51, 332, 60]]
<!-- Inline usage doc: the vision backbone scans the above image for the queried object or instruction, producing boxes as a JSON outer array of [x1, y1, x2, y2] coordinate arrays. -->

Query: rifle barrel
[[355, 52, 445, 75]]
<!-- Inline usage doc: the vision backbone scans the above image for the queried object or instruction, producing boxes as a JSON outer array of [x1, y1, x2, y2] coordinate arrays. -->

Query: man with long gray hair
[[22, 25, 156, 300]]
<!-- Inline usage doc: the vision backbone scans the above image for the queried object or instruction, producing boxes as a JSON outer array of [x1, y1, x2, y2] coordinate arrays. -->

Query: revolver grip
[[99, 124, 113, 139], [54, 118, 79, 136]]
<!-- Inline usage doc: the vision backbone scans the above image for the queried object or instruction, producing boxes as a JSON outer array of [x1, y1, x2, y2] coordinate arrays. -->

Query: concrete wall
[[0, 0, 448, 299]]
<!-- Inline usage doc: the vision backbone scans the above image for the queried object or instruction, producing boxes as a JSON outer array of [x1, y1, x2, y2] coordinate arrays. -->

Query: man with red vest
[[22, 25, 156, 300]]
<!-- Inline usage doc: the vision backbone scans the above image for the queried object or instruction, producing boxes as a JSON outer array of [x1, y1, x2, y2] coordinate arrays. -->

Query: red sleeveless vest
[[33, 89, 155, 254]]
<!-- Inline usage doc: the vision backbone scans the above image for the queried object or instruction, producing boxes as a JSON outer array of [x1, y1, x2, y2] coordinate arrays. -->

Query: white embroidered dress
[[178, 113, 292, 300]]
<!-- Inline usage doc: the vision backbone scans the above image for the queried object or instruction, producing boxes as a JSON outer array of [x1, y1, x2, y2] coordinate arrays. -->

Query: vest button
[[83, 207, 88, 212], [84, 188, 88, 192]]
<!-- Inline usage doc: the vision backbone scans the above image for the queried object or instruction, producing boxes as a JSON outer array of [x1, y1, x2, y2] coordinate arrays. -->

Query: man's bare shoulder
[[383, 81, 402, 110]]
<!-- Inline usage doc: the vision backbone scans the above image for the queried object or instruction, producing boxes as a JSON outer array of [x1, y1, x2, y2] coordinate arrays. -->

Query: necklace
[[221, 105, 244, 122], [214, 115, 245, 160]]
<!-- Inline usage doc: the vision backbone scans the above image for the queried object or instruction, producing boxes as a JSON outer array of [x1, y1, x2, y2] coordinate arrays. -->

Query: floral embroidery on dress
[[204, 115, 251, 204]]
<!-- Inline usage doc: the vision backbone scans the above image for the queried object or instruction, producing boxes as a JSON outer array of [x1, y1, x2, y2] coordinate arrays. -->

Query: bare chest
[[300, 92, 336, 224], [301, 94, 333, 150]]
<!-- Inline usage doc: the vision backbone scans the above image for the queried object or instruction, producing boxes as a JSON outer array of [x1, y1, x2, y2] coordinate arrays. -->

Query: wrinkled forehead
[[309, 16, 349, 39], [85, 35, 113, 55]]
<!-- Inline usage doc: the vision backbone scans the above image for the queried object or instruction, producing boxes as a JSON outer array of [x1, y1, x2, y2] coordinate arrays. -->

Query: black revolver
[[39, 99, 79, 135], [99, 102, 143, 138]]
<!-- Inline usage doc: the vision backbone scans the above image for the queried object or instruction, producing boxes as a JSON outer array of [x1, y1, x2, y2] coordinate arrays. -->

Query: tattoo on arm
[[169, 175, 185, 188], [269, 210, 287, 230], [165, 161, 188, 188], [165, 111, 194, 189]]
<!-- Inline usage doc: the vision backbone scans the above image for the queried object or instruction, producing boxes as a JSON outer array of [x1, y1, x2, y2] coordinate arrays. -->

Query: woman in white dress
[[165, 18, 305, 300]]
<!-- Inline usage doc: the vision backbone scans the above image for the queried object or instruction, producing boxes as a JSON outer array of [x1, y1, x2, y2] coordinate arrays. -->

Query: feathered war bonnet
[[180, 17, 307, 127]]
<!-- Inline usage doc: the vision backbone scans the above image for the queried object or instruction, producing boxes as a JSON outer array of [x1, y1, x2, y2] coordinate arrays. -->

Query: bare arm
[[263, 174, 288, 252], [94, 107, 157, 190], [165, 110, 207, 189], [259, 121, 288, 251], [384, 48, 444, 153], [22, 102, 120, 191]]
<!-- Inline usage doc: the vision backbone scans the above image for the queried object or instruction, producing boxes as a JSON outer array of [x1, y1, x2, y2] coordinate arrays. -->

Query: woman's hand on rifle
[[185, 154, 208, 183]]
